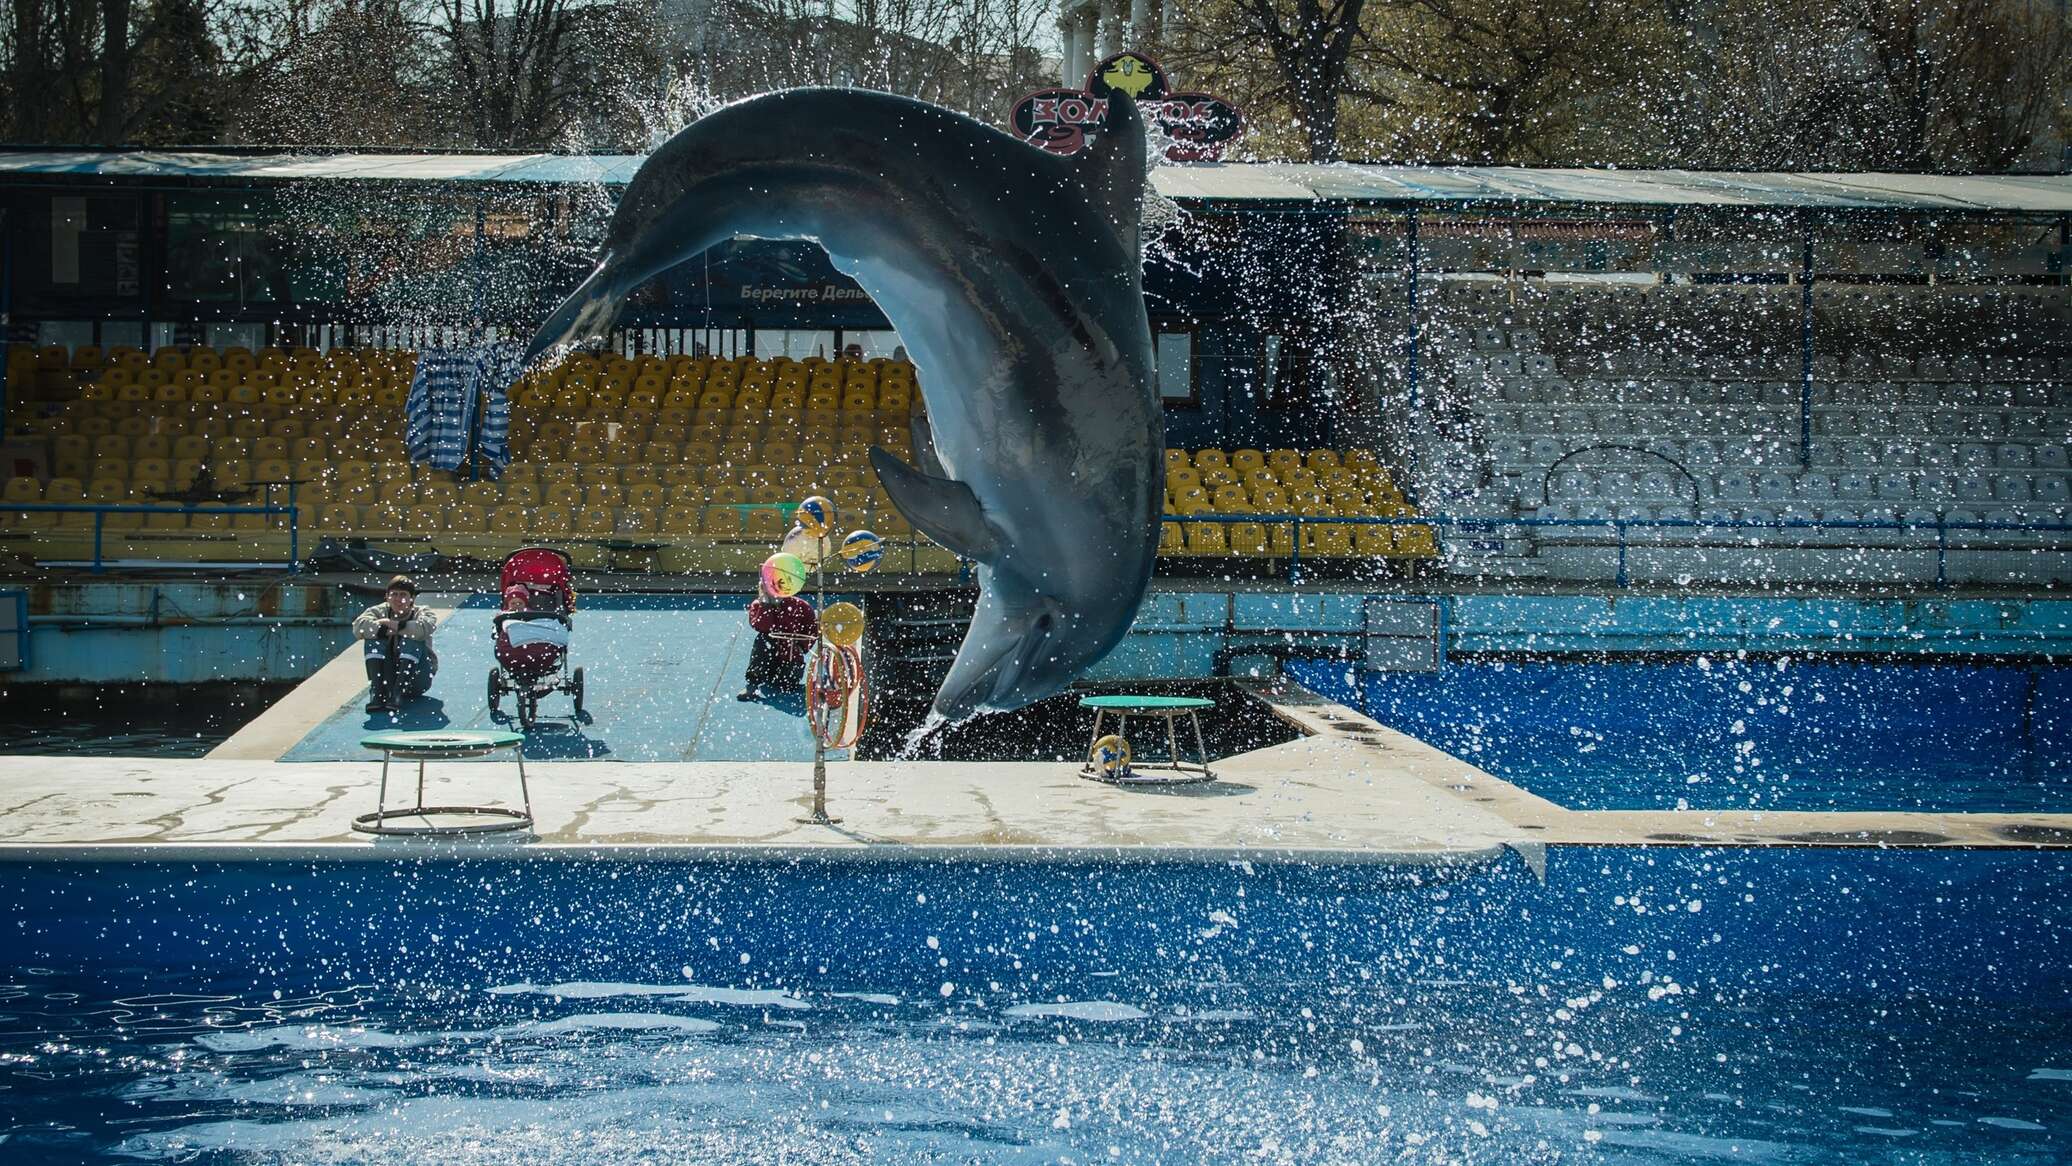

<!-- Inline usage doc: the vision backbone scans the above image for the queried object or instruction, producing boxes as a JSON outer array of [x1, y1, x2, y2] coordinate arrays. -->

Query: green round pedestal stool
[[1076, 695, 1218, 786], [352, 729, 533, 836]]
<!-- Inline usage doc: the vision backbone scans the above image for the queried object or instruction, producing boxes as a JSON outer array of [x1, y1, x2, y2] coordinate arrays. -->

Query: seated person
[[739, 581, 817, 701], [354, 575, 439, 712]]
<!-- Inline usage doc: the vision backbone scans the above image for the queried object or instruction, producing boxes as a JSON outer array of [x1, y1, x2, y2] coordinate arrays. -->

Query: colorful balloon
[[760, 551, 807, 597]]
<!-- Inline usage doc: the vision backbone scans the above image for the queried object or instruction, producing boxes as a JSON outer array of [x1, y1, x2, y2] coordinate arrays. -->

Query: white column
[[1129, 0, 1153, 45], [1099, 0, 1124, 56], [1077, 8, 1100, 77], [1058, 16, 1078, 86]]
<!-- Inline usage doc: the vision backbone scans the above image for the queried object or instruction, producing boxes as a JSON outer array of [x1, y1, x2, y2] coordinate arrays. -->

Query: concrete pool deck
[[2, 598, 2067, 857], [1, 679, 2066, 858]]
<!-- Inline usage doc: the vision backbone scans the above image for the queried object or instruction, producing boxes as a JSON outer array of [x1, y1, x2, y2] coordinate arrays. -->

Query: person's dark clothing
[[743, 596, 817, 695], [356, 601, 438, 709]]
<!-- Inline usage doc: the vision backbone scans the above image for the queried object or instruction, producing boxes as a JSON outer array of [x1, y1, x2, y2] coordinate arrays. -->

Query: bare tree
[[1167, 0, 1385, 162], [1690, 0, 2071, 171], [436, 0, 576, 147]]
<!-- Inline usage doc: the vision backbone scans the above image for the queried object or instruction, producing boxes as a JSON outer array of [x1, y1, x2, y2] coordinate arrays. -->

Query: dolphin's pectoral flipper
[[869, 446, 1000, 563]]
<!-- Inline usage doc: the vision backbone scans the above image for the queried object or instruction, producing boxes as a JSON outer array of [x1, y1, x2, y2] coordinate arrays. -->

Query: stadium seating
[[1407, 280, 2069, 581]]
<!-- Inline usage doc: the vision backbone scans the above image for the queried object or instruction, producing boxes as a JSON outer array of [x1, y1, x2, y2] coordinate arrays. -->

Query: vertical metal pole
[[92, 510, 105, 573], [286, 480, 300, 572], [1404, 208, 1421, 497], [1615, 521, 1629, 588], [1936, 520, 1949, 590], [0, 204, 11, 443], [1799, 226, 1815, 469], [1288, 516, 1304, 583]]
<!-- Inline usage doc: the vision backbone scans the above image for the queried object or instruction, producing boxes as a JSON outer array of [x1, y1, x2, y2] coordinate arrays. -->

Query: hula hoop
[[807, 640, 869, 749]]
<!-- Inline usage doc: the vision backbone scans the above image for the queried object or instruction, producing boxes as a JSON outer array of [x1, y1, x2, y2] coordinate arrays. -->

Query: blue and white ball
[[794, 495, 835, 538], [841, 529, 884, 573]]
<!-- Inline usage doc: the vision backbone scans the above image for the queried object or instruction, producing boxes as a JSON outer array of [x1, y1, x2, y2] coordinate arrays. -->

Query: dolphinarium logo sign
[[1010, 52, 1245, 163]]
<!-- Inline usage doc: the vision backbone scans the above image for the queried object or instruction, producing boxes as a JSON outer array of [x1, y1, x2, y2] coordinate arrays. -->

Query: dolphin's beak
[[933, 592, 1067, 721], [522, 256, 625, 367]]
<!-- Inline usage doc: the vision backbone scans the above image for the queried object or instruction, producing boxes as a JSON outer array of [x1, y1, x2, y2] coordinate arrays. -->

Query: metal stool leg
[[1165, 713, 1181, 773], [516, 749, 533, 825], [1191, 712, 1212, 778], [1085, 709, 1104, 772], [375, 750, 391, 816], [416, 758, 428, 812]]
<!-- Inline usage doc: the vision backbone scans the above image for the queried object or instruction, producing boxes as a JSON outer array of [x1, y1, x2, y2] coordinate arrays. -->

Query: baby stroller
[[487, 546, 584, 728]]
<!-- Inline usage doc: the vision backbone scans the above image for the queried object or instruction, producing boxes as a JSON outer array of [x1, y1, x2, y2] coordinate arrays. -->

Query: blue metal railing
[[1, 501, 302, 573], [1170, 511, 2072, 588]]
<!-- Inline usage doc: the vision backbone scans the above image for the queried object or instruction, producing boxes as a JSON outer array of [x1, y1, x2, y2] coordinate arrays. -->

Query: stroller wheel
[[571, 667, 585, 715], [518, 689, 537, 730], [487, 670, 502, 713]]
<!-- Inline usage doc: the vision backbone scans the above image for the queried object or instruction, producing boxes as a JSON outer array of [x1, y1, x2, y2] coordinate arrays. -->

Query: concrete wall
[[13, 580, 353, 684]]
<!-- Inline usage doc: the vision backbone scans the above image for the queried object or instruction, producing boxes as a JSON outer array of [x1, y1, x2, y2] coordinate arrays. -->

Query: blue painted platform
[[280, 594, 847, 763]]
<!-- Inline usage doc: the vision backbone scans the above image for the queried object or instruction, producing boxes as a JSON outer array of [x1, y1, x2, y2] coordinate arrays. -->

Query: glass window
[[1155, 329, 1196, 403], [840, 330, 905, 360]]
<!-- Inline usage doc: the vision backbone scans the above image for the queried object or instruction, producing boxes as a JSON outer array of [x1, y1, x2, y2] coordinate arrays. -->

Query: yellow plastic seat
[[1227, 522, 1271, 556], [1159, 521, 1185, 553], [1355, 525, 1397, 556], [487, 504, 529, 533], [625, 482, 665, 509], [1192, 449, 1229, 473], [142, 507, 187, 531], [1307, 521, 1354, 557], [1167, 467, 1201, 495], [658, 505, 700, 535], [1306, 449, 1342, 471], [1266, 449, 1302, 474], [461, 482, 501, 507], [1183, 521, 1228, 554], [377, 481, 418, 507], [1164, 449, 1191, 471], [545, 483, 583, 510], [406, 505, 444, 532], [702, 508, 742, 537], [575, 506, 615, 535], [502, 484, 541, 507], [447, 504, 487, 534], [316, 504, 360, 531], [1396, 523, 1437, 556]]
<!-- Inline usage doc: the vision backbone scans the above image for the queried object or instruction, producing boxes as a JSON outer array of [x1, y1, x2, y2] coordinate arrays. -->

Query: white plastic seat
[[1836, 471, 1875, 499], [1638, 469, 1678, 499], [1838, 440, 1881, 467], [1698, 505, 1738, 526], [1995, 444, 2032, 468], [1797, 472, 1837, 500], [1807, 441, 1845, 467], [1596, 410, 1633, 435], [1755, 471, 1794, 501], [1683, 439, 1720, 465], [1715, 473, 1755, 501], [1917, 442, 1956, 468], [1528, 437, 1563, 464], [1875, 473, 1915, 501], [1954, 473, 1992, 502], [2035, 477, 2069, 505], [1991, 475, 2032, 503], [1956, 443, 1994, 469], [2035, 445, 2067, 470], [1551, 470, 1596, 499]]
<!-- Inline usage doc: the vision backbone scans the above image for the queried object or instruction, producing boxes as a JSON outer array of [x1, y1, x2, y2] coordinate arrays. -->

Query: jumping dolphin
[[523, 89, 1162, 719]]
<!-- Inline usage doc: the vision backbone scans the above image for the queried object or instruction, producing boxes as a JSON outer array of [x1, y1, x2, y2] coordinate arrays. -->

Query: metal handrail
[[1168, 510, 2072, 587], [1, 501, 302, 574]]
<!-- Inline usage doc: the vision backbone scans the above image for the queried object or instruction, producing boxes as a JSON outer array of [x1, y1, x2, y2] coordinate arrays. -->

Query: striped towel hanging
[[405, 343, 522, 476], [404, 348, 477, 472]]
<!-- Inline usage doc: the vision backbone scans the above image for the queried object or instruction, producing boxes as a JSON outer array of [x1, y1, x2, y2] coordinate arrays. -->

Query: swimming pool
[[3, 849, 2065, 1162], [1290, 659, 2072, 813]]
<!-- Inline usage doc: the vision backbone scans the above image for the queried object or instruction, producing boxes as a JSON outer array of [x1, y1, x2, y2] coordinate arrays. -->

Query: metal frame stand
[[1079, 703, 1216, 786], [352, 733, 533, 836]]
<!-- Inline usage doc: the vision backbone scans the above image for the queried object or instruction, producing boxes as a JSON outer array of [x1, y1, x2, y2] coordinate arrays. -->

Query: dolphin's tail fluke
[[522, 257, 624, 367]]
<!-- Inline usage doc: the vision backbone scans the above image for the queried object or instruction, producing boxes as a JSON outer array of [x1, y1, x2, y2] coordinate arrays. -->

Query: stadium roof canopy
[[3, 150, 2070, 213]]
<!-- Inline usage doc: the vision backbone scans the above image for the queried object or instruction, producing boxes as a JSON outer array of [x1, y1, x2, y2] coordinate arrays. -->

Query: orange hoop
[[807, 640, 868, 749]]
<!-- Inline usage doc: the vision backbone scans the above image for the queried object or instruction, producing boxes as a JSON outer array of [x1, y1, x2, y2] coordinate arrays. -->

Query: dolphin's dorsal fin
[[1075, 92, 1149, 253], [869, 447, 1000, 563]]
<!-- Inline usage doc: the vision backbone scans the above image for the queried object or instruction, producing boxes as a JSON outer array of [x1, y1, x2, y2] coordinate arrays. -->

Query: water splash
[[898, 712, 949, 760]]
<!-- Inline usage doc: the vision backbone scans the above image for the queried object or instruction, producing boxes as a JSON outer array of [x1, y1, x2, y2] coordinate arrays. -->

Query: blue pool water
[[1289, 659, 2072, 812], [2, 849, 2066, 1163]]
